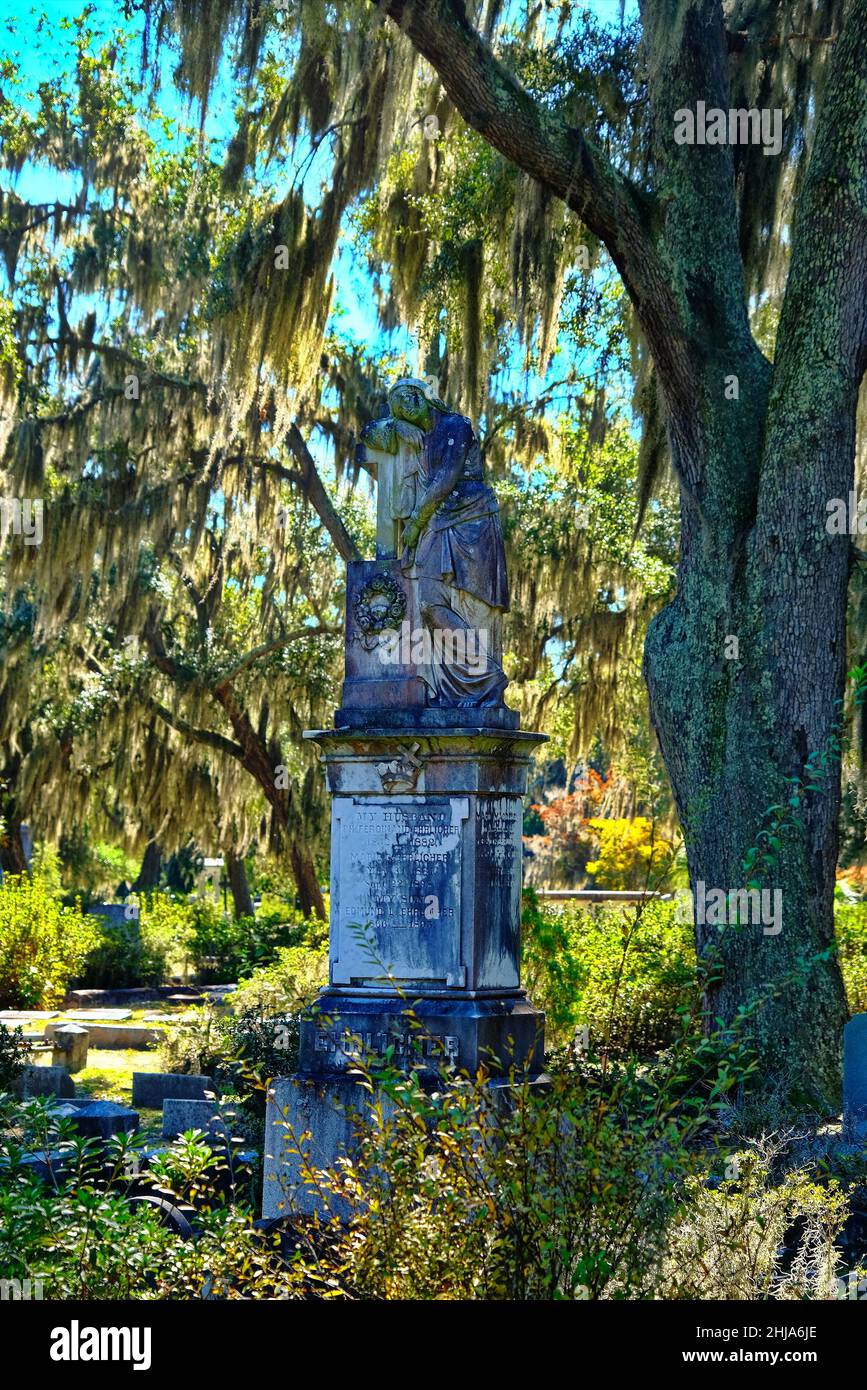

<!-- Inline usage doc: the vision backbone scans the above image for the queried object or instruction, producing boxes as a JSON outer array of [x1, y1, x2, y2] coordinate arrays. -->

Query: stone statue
[[359, 378, 509, 708]]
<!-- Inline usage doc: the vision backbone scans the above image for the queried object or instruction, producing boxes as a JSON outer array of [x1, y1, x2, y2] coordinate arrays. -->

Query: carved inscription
[[332, 796, 468, 987]]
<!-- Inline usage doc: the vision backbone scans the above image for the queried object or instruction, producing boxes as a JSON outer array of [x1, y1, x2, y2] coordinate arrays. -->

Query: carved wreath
[[355, 571, 407, 635]]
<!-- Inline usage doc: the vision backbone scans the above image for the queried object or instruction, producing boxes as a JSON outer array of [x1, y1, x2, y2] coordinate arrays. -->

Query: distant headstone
[[0, 1010, 59, 1021], [50, 1023, 89, 1073], [88, 903, 133, 926], [48, 1021, 159, 1049], [844, 1013, 867, 1139], [67, 1009, 132, 1022], [132, 1072, 214, 1108], [162, 1098, 221, 1141], [54, 1100, 139, 1139], [16, 1065, 75, 1099]]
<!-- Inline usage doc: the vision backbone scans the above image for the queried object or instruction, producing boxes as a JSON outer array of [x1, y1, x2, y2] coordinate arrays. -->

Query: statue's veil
[[390, 376, 451, 416]]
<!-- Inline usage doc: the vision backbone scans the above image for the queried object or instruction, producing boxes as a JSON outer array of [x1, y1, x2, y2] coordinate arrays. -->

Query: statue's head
[[388, 377, 449, 430]]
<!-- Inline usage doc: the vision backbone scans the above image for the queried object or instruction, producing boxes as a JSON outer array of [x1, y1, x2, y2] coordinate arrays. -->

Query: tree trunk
[[131, 839, 162, 891], [640, 0, 867, 1109], [210, 681, 326, 919], [0, 816, 29, 876], [288, 837, 325, 920], [644, 367, 850, 1108], [226, 850, 255, 919]]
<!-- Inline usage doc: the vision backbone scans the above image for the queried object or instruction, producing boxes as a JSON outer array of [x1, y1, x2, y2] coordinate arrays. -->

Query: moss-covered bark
[[389, 0, 867, 1108]]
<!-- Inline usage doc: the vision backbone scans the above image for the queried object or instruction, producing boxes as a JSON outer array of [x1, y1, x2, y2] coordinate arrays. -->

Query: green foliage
[[834, 901, 867, 1014], [58, 834, 140, 899], [0, 1094, 285, 1299], [185, 902, 323, 984], [661, 1137, 848, 1300], [0, 1024, 29, 1091], [231, 941, 328, 1014], [522, 894, 697, 1055], [275, 1018, 757, 1300], [0, 874, 99, 1008], [159, 942, 327, 1113], [78, 892, 327, 990]]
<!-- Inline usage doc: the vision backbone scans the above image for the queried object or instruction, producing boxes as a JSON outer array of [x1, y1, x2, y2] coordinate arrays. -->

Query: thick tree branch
[[145, 696, 245, 761], [285, 424, 362, 562], [379, 0, 696, 423], [212, 625, 339, 691]]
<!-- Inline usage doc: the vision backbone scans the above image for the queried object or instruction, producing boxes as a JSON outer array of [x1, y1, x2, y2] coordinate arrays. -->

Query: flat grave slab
[[67, 1009, 133, 1021]]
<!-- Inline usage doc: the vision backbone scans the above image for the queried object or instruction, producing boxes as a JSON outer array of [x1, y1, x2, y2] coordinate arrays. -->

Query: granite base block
[[299, 991, 545, 1078], [262, 1070, 550, 1219], [263, 1074, 373, 1220]]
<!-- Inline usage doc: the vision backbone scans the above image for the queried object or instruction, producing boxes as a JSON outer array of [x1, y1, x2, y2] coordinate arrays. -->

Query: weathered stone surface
[[263, 1072, 550, 1220], [355, 380, 511, 711], [0, 1010, 59, 1021], [132, 1072, 214, 1108], [67, 1009, 132, 1021], [88, 903, 136, 925], [16, 1064, 75, 1099], [46, 1021, 159, 1049], [299, 993, 544, 1079], [844, 1013, 867, 1138], [54, 1100, 139, 1139], [162, 1098, 220, 1139], [50, 1023, 89, 1073], [263, 1075, 374, 1220], [307, 728, 543, 995]]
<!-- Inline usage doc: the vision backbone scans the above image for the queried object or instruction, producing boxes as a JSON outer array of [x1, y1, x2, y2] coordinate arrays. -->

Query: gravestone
[[132, 1072, 215, 1108], [162, 1098, 222, 1141], [263, 378, 547, 1218], [50, 1023, 89, 1073], [16, 1065, 75, 1099], [844, 1013, 867, 1139], [54, 1100, 139, 1139]]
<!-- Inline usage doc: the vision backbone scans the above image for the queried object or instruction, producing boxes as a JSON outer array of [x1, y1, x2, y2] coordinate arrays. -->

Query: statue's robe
[[406, 413, 509, 706]]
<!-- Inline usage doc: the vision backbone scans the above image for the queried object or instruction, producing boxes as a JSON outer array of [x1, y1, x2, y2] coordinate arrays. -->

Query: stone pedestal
[[844, 1013, 867, 1140], [262, 726, 547, 1218]]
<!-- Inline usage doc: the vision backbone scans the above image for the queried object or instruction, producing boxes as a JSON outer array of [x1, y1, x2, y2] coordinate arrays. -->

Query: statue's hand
[[402, 514, 422, 550], [359, 417, 398, 452]]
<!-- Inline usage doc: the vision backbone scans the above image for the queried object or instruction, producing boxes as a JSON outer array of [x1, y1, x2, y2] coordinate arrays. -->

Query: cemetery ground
[[2, 869, 867, 1302]]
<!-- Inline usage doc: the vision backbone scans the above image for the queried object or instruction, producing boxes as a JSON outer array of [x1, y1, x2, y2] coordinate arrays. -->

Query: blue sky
[[0, 0, 636, 432]]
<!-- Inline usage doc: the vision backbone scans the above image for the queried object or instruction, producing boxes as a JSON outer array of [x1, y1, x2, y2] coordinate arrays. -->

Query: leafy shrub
[[585, 816, 674, 889], [0, 875, 100, 1008], [186, 902, 325, 984], [232, 942, 328, 1014], [79, 900, 178, 989], [158, 944, 327, 1114], [0, 1094, 285, 1299], [834, 900, 867, 1014], [274, 1016, 758, 1299], [157, 1006, 229, 1079], [659, 1136, 848, 1299], [0, 1025, 30, 1091], [522, 892, 697, 1054]]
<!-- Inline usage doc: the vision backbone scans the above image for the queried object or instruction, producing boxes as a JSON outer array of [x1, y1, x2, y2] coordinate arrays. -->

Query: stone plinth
[[844, 1013, 867, 1139], [262, 725, 547, 1216], [50, 1023, 89, 1073], [336, 561, 519, 730]]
